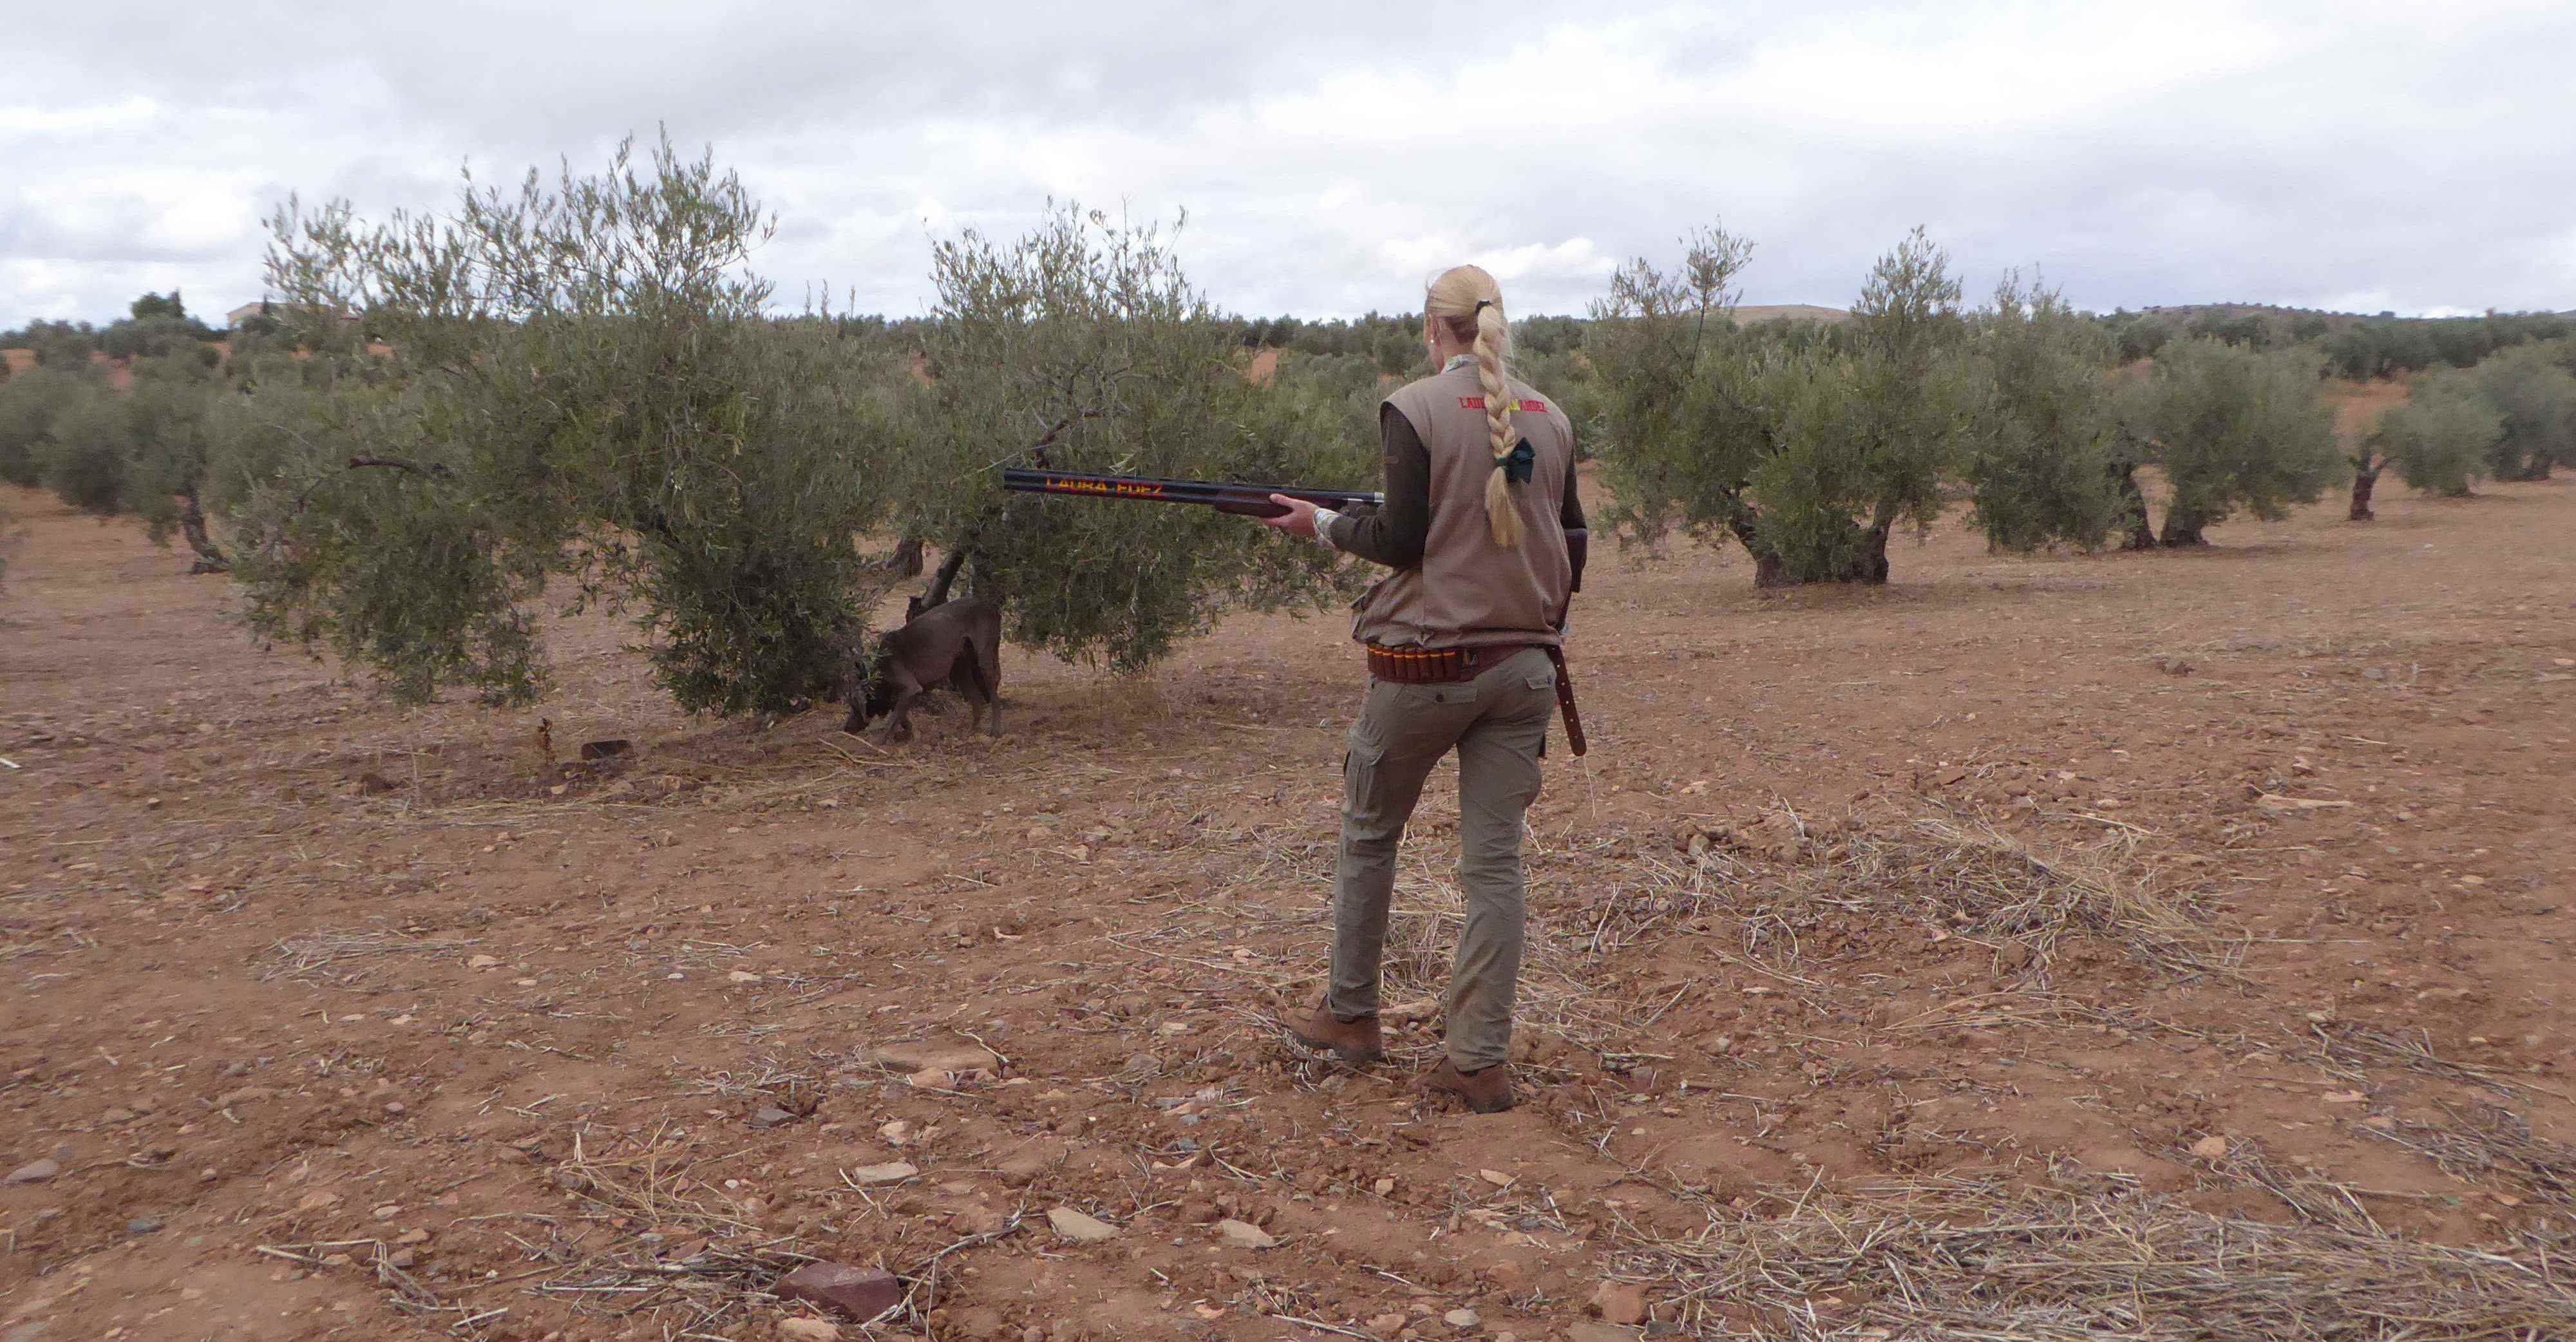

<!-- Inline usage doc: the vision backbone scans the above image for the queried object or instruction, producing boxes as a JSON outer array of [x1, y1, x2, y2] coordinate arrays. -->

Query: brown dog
[[842, 598, 1002, 741]]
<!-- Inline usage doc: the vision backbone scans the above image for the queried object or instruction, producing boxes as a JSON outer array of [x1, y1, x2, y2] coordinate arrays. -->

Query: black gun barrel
[[1001, 468, 1380, 518]]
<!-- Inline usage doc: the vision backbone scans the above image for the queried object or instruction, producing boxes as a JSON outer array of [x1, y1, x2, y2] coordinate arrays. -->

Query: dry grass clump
[[257, 929, 471, 981], [2363, 1104, 2576, 1213], [1613, 1167, 2576, 1339], [523, 1123, 1024, 1336], [527, 1126, 827, 1332], [1674, 811, 2244, 980], [1867, 818, 2240, 979], [2311, 1023, 2539, 1095]]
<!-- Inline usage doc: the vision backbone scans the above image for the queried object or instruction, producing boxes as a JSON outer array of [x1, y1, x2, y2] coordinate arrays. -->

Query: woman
[[1260, 264, 1584, 1114]]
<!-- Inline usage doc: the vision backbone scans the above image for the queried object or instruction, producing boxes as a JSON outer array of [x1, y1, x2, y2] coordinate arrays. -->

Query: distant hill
[[1733, 304, 1849, 324], [2130, 301, 2571, 327]]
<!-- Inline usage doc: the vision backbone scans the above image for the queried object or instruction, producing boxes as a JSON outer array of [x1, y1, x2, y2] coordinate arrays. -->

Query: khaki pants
[[1328, 647, 1555, 1070]]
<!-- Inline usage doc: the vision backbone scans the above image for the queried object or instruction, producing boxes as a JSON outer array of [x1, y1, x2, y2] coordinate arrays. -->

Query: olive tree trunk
[[2113, 465, 2158, 550], [2348, 457, 2383, 522], [178, 491, 229, 572]]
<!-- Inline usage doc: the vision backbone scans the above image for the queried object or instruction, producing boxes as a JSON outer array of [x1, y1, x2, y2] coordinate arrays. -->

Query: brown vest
[[1352, 362, 1575, 650]]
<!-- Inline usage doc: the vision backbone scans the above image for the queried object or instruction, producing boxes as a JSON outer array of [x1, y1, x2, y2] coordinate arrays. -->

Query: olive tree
[[2466, 345, 2576, 482], [2374, 373, 2502, 500], [39, 384, 133, 516], [232, 132, 895, 712], [891, 203, 1370, 672], [1588, 224, 1784, 578], [1592, 224, 1974, 585], [1960, 273, 2126, 552], [0, 366, 89, 489], [2114, 338, 2340, 547], [124, 355, 232, 570]]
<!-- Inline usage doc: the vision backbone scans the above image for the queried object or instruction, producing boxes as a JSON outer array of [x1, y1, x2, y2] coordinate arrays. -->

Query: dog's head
[[853, 648, 898, 723]]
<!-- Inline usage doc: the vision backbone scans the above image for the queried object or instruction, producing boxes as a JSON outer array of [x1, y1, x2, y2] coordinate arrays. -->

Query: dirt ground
[[3, 463, 2572, 1342]]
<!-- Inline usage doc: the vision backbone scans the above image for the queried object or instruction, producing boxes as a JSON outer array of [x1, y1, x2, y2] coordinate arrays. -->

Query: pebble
[[777, 1320, 841, 1342], [866, 1040, 1003, 1077], [1591, 1280, 1649, 1325], [748, 1106, 799, 1129], [1444, 1307, 1481, 1328], [1215, 1218, 1276, 1249], [4, 1158, 59, 1185], [2190, 1135, 2230, 1160], [468, 955, 502, 969], [1367, 1312, 1408, 1339], [774, 1262, 900, 1321], [844, 1161, 917, 1186], [128, 1216, 164, 1235], [994, 1148, 1053, 1185], [1045, 1207, 1119, 1242]]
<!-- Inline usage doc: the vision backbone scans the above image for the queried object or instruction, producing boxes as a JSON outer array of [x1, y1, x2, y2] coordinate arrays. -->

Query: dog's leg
[[976, 635, 1003, 736], [957, 642, 999, 737], [879, 690, 923, 742], [875, 668, 926, 744]]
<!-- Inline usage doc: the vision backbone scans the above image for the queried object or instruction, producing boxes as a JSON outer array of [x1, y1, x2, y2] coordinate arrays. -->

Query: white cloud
[[0, 97, 164, 136], [5, 1, 2573, 328]]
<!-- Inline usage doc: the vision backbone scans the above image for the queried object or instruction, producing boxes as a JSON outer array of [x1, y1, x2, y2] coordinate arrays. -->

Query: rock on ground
[[1591, 1280, 1649, 1325], [1215, 1218, 1276, 1249], [774, 1262, 901, 1321], [1045, 1207, 1120, 1242]]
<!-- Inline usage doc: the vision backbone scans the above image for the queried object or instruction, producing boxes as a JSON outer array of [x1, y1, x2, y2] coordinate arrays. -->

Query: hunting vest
[[1352, 361, 1575, 650]]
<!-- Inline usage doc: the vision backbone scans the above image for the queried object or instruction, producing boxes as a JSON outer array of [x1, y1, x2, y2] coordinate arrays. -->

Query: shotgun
[[1001, 466, 1589, 754], [998, 467, 1585, 592]]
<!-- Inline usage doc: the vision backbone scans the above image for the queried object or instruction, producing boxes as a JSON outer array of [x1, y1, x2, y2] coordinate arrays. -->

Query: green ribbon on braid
[[1493, 438, 1535, 485]]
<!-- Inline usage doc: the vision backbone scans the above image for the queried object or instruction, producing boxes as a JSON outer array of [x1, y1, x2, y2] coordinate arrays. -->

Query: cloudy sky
[[6, 1, 2571, 330]]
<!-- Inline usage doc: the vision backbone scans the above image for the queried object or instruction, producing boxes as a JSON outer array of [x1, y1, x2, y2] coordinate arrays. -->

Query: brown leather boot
[[1283, 1002, 1383, 1066], [1421, 1059, 1513, 1113]]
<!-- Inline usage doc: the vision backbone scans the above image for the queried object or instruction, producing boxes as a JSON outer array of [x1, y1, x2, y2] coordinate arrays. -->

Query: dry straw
[[1612, 1166, 2576, 1339], [257, 930, 472, 981]]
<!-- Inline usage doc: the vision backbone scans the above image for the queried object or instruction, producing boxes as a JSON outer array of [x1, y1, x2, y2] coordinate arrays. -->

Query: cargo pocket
[[1342, 733, 1387, 826]]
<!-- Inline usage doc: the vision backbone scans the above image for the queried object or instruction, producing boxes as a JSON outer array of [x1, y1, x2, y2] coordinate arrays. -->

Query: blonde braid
[[1427, 265, 1525, 549], [1471, 302, 1524, 547]]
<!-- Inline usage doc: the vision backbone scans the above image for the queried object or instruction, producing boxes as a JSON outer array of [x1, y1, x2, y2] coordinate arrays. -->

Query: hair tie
[[1473, 299, 1495, 312], [1493, 439, 1535, 484]]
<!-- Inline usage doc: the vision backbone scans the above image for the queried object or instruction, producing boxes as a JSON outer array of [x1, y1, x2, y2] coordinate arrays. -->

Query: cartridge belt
[[1363, 641, 1547, 685]]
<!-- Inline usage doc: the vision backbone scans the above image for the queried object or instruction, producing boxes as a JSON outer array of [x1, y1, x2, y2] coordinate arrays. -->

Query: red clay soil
[[3, 473, 2572, 1340]]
